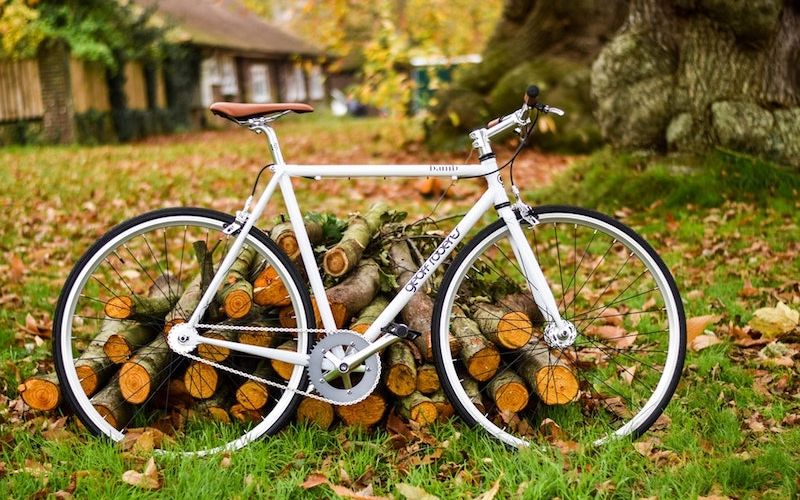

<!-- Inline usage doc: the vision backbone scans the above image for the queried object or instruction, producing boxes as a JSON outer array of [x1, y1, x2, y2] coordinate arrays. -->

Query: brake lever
[[533, 103, 566, 117]]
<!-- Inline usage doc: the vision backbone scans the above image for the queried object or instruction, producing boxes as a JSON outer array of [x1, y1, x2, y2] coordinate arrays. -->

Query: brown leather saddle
[[210, 102, 314, 123]]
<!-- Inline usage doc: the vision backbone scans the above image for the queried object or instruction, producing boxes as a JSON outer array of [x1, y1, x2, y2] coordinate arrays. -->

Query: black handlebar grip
[[524, 85, 540, 105]]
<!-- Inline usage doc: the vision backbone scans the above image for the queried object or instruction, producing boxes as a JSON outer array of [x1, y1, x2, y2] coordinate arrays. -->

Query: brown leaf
[[691, 334, 722, 351], [329, 483, 390, 500], [748, 302, 799, 338], [471, 474, 502, 500], [300, 473, 327, 490], [396, 483, 439, 500], [9, 255, 26, 281], [121, 457, 161, 490], [686, 315, 723, 343], [219, 452, 231, 469], [738, 279, 758, 298]]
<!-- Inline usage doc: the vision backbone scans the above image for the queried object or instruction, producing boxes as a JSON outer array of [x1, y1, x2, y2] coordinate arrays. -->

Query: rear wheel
[[433, 206, 685, 447], [53, 208, 314, 455]]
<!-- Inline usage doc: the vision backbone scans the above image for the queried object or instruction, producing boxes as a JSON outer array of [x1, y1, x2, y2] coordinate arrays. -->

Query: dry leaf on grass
[[471, 473, 502, 500], [396, 483, 440, 500], [686, 315, 722, 343], [691, 334, 722, 351], [748, 302, 799, 338], [121, 457, 161, 490], [300, 473, 328, 490]]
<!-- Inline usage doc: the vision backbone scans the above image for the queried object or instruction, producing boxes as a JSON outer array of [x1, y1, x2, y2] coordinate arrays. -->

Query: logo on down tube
[[404, 227, 461, 293]]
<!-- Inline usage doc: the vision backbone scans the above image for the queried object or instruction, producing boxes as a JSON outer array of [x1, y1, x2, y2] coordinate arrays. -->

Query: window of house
[[283, 65, 306, 101], [308, 65, 325, 100], [250, 64, 271, 103], [220, 56, 238, 98]]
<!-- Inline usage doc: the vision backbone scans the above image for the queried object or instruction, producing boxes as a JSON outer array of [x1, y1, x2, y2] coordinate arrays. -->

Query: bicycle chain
[[179, 324, 381, 406]]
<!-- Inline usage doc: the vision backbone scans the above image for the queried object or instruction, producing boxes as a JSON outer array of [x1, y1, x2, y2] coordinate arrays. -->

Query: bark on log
[[119, 335, 171, 404], [19, 372, 61, 411], [104, 295, 174, 321], [230, 403, 262, 423], [323, 203, 389, 277], [388, 240, 435, 360], [336, 393, 387, 427], [74, 319, 123, 395], [163, 275, 202, 333], [518, 346, 579, 405], [103, 322, 156, 363], [279, 296, 347, 329], [253, 266, 292, 307], [383, 341, 417, 397], [499, 292, 545, 327], [91, 382, 132, 429], [450, 306, 500, 382], [217, 246, 257, 319], [350, 296, 389, 334], [398, 391, 438, 425], [183, 361, 219, 399], [487, 370, 530, 413], [473, 302, 533, 349], [462, 377, 486, 413], [235, 360, 273, 410], [270, 219, 323, 261], [296, 398, 335, 429], [271, 340, 298, 380], [151, 377, 194, 409], [415, 364, 440, 394], [429, 390, 455, 420], [193, 386, 231, 423], [326, 259, 381, 323]]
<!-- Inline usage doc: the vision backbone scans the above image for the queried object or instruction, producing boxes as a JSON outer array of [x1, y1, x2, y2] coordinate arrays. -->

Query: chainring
[[307, 332, 381, 404]]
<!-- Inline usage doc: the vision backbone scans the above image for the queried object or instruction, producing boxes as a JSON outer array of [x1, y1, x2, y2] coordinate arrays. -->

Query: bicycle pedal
[[381, 323, 421, 340]]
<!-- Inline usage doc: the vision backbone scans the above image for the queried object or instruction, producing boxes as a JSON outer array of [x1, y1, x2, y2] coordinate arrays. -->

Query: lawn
[[1, 115, 798, 498]]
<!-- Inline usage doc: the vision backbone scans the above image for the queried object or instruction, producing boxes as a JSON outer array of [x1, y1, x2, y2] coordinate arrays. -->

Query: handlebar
[[484, 84, 565, 131]]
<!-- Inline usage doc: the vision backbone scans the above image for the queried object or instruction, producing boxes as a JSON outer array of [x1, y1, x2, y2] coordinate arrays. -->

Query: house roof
[[137, 0, 322, 57]]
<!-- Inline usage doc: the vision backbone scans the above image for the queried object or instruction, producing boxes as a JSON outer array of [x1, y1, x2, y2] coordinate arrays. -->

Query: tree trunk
[[271, 340, 298, 380], [450, 305, 500, 382], [104, 322, 157, 363], [323, 203, 389, 277], [592, 0, 800, 166], [326, 259, 381, 323], [163, 275, 202, 333], [75, 318, 126, 395], [429, 390, 454, 420], [193, 386, 231, 423], [19, 372, 61, 411], [296, 398, 336, 429], [253, 266, 292, 307]]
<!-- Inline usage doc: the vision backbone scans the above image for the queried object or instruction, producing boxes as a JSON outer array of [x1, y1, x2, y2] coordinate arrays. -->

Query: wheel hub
[[167, 323, 199, 354], [307, 332, 380, 404], [543, 320, 578, 349]]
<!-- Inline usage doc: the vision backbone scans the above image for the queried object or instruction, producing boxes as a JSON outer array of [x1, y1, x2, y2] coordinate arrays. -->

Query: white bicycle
[[54, 86, 686, 454]]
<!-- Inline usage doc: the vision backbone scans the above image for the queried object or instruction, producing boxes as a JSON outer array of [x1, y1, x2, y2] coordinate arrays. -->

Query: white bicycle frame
[[182, 105, 567, 372]]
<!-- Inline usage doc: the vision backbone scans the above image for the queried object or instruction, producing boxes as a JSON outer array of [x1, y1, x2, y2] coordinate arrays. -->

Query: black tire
[[432, 205, 686, 447], [53, 207, 315, 450]]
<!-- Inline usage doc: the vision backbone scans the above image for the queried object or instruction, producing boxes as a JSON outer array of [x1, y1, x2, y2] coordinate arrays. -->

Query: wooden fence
[[0, 59, 44, 121], [70, 58, 110, 113]]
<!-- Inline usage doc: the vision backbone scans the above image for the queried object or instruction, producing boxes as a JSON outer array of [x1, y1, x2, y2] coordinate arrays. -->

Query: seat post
[[250, 123, 286, 165]]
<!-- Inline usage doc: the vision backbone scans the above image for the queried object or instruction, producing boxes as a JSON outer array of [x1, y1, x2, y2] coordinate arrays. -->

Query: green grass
[[1, 120, 799, 498]]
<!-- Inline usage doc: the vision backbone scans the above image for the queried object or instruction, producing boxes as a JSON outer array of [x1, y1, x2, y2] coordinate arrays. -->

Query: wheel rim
[[56, 213, 310, 454], [436, 209, 684, 447]]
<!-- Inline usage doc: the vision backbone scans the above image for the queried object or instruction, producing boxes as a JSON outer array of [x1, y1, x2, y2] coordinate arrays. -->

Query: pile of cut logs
[[21, 203, 578, 433]]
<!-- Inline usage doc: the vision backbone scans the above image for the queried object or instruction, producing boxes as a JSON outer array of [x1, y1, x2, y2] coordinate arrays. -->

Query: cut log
[[429, 390, 454, 420], [235, 361, 273, 410], [183, 361, 219, 400], [518, 346, 579, 405], [450, 306, 500, 382], [253, 266, 292, 307], [462, 377, 486, 413], [197, 312, 276, 362], [500, 292, 545, 327], [19, 372, 61, 411], [217, 246, 257, 319], [398, 391, 438, 425], [279, 297, 347, 329], [388, 240, 435, 360], [271, 340, 298, 380], [383, 341, 417, 397], [103, 322, 156, 363], [104, 295, 174, 321], [415, 364, 440, 394], [296, 398, 335, 429], [323, 202, 389, 277], [91, 382, 132, 429], [230, 403, 261, 423], [193, 386, 231, 423], [350, 296, 389, 334], [473, 302, 533, 350], [151, 377, 194, 409], [237, 320, 280, 348], [163, 275, 202, 333], [74, 319, 124, 395], [118, 335, 171, 404], [325, 259, 381, 324], [336, 393, 387, 427], [270, 219, 323, 261], [487, 370, 530, 413]]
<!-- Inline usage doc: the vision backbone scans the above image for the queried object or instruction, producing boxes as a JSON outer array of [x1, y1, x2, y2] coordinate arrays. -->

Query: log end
[[297, 398, 335, 429], [198, 332, 230, 362], [184, 363, 219, 399], [205, 407, 231, 424], [494, 381, 530, 413], [386, 365, 416, 397], [104, 296, 134, 319], [223, 289, 253, 319], [409, 401, 438, 425], [119, 363, 151, 404], [93, 403, 121, 429], [467, 347, 500, 382], [497, 312, 534, 349], [104, 335, 132, 364], [336, 393, 386, 427], [20, 377, 61, 411], [254, 268, 291, 307], [415, 367, 440, 395], [323, 249, 349, 278], [275, 234, 300, 261], [236, 381, 269, 410], [535, 365, 579, 405], [75, 365, 99, 396], [351, 323, 369, 334], [230, 403, 262, 423]]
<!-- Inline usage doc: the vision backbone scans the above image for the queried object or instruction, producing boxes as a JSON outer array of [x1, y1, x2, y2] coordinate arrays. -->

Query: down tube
[[362, 189, 497, 343]]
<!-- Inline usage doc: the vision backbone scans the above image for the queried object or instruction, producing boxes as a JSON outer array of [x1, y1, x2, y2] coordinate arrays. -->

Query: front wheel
[[432, 205, 685, 447], [53, 208, 315, 455]]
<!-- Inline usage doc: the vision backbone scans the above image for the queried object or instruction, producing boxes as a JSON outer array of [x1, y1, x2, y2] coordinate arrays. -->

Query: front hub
[[543, 320, 578, 349]]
